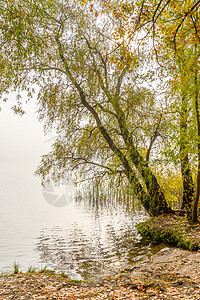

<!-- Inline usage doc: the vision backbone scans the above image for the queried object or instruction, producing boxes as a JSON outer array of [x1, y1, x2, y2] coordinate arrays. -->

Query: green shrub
[[137, 218, 199, 251]]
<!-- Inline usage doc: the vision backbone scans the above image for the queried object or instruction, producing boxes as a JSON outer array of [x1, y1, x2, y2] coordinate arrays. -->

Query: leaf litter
[[1, 247, 200, 300]]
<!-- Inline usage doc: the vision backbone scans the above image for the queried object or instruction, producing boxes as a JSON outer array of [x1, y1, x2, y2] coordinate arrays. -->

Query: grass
[[13, 262, 20, 274], [2, 264, 84, 284], [27, 266, 36, 273], [39, 266, 56, 275]]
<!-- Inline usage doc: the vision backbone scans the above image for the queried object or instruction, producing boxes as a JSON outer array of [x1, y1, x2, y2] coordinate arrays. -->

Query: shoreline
[[1, 214, 200, 299], [137, 214, 200, 251], [1, 247, 200, 299]]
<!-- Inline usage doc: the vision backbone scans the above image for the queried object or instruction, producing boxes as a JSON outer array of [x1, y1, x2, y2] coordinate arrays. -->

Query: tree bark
[[192, 45, 200, 222], [180, 95, 195, 210], [111, 99, 171, 216]]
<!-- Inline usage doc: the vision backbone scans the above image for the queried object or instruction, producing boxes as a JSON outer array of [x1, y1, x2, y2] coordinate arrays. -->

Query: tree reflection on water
[[36, 195, 167, 281]]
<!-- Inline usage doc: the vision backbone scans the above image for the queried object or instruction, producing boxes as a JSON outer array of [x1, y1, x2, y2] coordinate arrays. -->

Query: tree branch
[[173, 1, 200, 51], [146, 114, 162, 163], [115, 66, 129, 96], [55, 35, 149, 209], [191, 15, 200, 42]]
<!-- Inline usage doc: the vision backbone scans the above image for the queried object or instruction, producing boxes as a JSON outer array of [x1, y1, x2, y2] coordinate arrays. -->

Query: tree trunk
[[192, 45, 199, 222], [140, 164, 172, 216], [192, 171, 200, 222], [57, 37, 171, 217], [180, 154, 194, 210], [180, 95, 195, 210], [111, 100, 171, 216]]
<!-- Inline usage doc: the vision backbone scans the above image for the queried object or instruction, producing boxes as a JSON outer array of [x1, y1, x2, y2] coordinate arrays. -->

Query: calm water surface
[[0, 159, 168, 281]]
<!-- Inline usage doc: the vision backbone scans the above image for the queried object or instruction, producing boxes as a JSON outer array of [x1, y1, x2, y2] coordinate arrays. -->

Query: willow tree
[[111, 0, 199, 213], [0, 0, 172, 216]]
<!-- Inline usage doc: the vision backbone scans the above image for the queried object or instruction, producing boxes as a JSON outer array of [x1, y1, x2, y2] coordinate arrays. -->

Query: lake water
[[0, 159, 168, 281]]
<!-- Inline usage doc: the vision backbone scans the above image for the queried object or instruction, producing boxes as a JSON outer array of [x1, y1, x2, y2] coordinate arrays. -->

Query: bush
[[137, 217, 199, 251]]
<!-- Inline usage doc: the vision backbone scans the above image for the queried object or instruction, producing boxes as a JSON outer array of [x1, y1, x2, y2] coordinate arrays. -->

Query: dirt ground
[[1, 247, 200, 299], [129, 247, 200, 299]]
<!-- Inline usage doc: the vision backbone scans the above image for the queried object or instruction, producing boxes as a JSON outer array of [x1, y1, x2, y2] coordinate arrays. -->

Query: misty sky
[[0, 95, 51, 161]]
